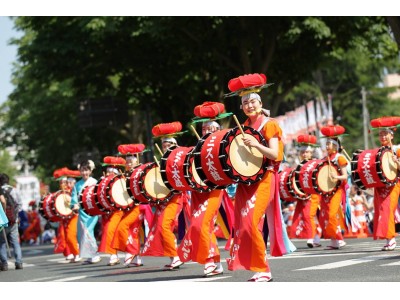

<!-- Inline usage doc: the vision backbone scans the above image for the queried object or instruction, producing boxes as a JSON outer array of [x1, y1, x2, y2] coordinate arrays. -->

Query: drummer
[[97, 156, 126, 266], [52, 168, 80, 262], [369, 117, 400, 251], [223, 73, 289, 282], [141, 123, 187, 270], [319, 125, 350, 250], [290, 134, 322, 248], [111, 144, 153, 268], [177, 102, 229, 277]]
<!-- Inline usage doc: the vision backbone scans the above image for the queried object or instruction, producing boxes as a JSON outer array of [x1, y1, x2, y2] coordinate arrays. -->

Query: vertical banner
[[306, 100, 316, 132]]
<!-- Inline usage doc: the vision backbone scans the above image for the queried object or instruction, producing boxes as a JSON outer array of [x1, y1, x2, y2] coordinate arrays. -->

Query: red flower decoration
[[370, 116, 400, 128], [193, 101, 225, 118], [228, 73, 267, 92], [118, 144, 146, 155], [320, 125, 346, 137], [152, 121, 182, 137], [297, 134, 317, 145]]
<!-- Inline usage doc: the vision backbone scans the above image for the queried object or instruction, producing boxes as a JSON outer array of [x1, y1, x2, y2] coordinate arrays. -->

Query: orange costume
[[369, 117, 400, 250], [140, 122, 186, 269], [290, 135, 321, 247], [52, 167, 80, 260], [21, 201, 42, 244], [224, 74, 289, 282], [318, 125, 349, 249]]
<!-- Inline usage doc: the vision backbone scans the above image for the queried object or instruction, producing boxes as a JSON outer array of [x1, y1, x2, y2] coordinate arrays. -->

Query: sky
[[0, 16, 21, 105]]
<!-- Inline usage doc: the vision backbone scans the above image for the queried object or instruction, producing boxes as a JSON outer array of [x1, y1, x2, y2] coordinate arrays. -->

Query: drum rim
[[53, 190, 73, 217], [313, 160, 341, 196], [224, 126, 269, 185], [79, 184, 109, 216]]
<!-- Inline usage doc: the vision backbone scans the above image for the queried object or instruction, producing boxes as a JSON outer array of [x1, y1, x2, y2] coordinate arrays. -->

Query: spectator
[[0, 173, 24, 271]]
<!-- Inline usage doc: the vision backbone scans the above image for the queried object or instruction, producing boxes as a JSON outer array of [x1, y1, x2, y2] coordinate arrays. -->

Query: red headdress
[[224, 73, 273, 98], [118, 144, 146, 155], [152, 121, 187, 141], [320, 125, 346, 138], [103, 156, 126, 167], [296, 134, 318, 146], [53, 167, 68, 181], [370, 116, 400, 132], [194, 101, 225, 118]]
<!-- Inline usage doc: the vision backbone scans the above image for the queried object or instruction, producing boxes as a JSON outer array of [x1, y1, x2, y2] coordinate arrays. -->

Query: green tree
[[3, 16, 398, 180]]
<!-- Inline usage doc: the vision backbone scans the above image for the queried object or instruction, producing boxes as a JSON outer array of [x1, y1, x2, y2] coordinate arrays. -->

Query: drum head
[[110, 177, 134, 207], [317, 164, 339, 193], [381, 151, 398, 181], [54, 192, 72, 217], [144, 164, 172, 200], [229, 133, 264, 177]]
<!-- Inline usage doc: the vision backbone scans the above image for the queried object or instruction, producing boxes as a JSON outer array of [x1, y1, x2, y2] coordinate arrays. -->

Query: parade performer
[[177, 101, 232, 277], [368, 116, 400, 250], [224, 73, 289, 282], [70, 160, 102, 264], [21, 200, 42, 245], [319, 125, 350, 250], [290, 134, 322, 248], [141, 122, 187, 270], [111, 144, 153, 267], [97, 156, 127, 266], [52, 167, 80, 261]]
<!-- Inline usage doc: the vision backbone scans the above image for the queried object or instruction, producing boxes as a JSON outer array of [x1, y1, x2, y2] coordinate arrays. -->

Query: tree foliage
[[2, 16, 399, 181]]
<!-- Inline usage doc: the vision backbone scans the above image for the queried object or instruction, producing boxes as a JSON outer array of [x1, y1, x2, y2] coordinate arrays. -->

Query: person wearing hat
[[369, 117, 400, 251], [21, 200, 42, 245], [52, 168, 80, 262], [141, 123, 186, 270], [176, 117, 226, 277], [70, 160, 102, 264], [97, 156, 127, 266], [319, 126, 350, 250], [111, 144, 153, 267], [225, 87, 287, 282], [290, 135, 322, 248]]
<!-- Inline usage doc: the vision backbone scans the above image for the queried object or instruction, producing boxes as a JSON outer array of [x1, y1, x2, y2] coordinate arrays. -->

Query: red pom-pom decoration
[[193, 101, 225, 118], [370, 116, 400, 128], [297, 134, 317, 145], [228, 73, 267, 92], [103, 156, 126, 166], [320, 125, 346, 137], [152, 121, 182, 137], [118, 144, 146, 155]]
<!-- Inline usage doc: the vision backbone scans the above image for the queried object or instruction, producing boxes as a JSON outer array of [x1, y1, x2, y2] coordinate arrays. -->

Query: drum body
[[278, 165, 309, 202], [160, 146, 213, 193], [193, 126, 269, 188], [129, 162, 175, 204], [351, 146, 399, 189], [106, 174, 135, 211], [79, 184, 107, 216], [95, 175, 116, 213], [39, 193, 62, 222], [298, 159, 341, 196]]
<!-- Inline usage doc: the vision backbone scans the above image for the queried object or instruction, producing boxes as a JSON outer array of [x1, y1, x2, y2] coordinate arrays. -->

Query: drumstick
[[233, 114, 253, 153], [155, 143, 163, 156], [153, 155, 160, 167], [136, 153, 140, 164], [233, 114, 246, 138], [342, 148, 352, 162], [190, 124, 201, 140]]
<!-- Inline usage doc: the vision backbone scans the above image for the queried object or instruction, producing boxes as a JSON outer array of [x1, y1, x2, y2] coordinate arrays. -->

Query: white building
[[15, 174, 41, 211]]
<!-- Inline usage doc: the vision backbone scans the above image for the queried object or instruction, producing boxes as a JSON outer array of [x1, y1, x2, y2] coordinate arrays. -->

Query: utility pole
[[361, 87, 369, 149]]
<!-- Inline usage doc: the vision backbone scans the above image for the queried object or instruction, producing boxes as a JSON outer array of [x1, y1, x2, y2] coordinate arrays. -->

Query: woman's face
[[378, 130, 393, 146], [326, 141, 337, 154], [300, 149, 313, 160], [80, 167, 92, 180], [241, 97, 262, 116]]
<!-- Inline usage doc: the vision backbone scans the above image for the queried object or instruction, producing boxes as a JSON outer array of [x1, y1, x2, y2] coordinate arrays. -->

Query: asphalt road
[[0, 237, 399, 298]]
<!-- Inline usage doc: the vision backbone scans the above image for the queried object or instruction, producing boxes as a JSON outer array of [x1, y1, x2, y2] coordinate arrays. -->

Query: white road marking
[[295, 254, 394, 270], [53, 275, 89, 282]]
